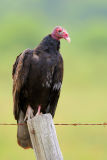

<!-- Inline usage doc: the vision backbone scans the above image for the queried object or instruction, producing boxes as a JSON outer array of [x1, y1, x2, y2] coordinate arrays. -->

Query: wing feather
[[46, 54, 63, 117], [12, 49, 32, 120]]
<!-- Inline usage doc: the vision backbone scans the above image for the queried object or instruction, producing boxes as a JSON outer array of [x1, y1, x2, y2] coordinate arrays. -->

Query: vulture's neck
[[35, 35, 60, 54]]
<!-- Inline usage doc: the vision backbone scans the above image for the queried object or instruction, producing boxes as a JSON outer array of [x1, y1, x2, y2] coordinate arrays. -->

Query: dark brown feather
[[12, 35, 63, 149]]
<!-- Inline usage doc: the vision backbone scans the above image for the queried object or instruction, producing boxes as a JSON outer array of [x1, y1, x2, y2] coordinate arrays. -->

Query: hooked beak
[[65, 36, 71, 43]]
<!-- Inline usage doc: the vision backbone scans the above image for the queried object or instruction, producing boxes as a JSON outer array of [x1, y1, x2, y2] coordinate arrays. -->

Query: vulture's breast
[[25, 52, 57, 107]]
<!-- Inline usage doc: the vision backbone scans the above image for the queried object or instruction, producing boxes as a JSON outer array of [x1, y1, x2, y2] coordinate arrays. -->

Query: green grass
[[0, 47, 107, 159]]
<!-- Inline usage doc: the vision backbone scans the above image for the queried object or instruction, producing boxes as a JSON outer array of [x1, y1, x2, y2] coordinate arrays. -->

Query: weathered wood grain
[[27, 113, 63, 160]]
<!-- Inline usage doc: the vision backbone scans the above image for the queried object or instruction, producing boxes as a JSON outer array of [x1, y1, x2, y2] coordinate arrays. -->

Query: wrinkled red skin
[[51, 26, 69, 41]]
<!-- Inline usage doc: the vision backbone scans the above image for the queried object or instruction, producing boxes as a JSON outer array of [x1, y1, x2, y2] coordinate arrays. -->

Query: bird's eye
[[58, 30, 61, 32]]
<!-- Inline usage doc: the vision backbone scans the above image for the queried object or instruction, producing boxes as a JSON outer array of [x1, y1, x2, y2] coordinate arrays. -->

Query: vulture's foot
[[24, 105, 34, 121], [36, 105, 42, 115]]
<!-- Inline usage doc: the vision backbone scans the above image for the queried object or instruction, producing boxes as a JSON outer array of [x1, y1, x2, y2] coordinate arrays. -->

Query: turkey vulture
[[12, 26, 70, 149]]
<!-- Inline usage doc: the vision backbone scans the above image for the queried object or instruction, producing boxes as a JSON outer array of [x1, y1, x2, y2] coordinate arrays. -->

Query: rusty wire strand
[[0, 123, 107, 126]]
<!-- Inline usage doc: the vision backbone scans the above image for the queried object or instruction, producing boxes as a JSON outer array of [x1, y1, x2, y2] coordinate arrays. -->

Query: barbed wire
[[0, 122, 107, 126]]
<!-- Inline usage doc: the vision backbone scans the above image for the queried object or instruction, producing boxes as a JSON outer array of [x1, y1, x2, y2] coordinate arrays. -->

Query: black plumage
[[12, 34, 63, 149]]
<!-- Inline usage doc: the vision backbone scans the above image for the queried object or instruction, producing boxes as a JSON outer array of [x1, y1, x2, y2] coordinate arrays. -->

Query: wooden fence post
[[27, 113, 63, 160]]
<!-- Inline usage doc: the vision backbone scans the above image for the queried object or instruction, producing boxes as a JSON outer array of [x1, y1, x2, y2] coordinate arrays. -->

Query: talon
[[24, 115, 27, 122], [36, 105, 41, 115], [24, 105, 34, 121]]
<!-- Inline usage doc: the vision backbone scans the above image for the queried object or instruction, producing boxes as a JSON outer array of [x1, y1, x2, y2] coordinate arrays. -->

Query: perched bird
[[12, 26, 70, 149]]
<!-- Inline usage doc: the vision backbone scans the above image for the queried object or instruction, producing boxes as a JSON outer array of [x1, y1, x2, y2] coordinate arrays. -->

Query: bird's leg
[[24, 105, 34, 121], [36, 105, 41, 115]]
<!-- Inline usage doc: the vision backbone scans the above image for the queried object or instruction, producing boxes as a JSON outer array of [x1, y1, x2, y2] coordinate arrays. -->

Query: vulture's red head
[[51, 26, 70, 42]]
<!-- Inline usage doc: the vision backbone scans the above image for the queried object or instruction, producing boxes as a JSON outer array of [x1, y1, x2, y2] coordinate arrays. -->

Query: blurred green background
[[0, 0, 107, 159]]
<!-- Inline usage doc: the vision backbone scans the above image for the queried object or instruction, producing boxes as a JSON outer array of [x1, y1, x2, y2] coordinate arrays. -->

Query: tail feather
[[17, 111, 32, 149]]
